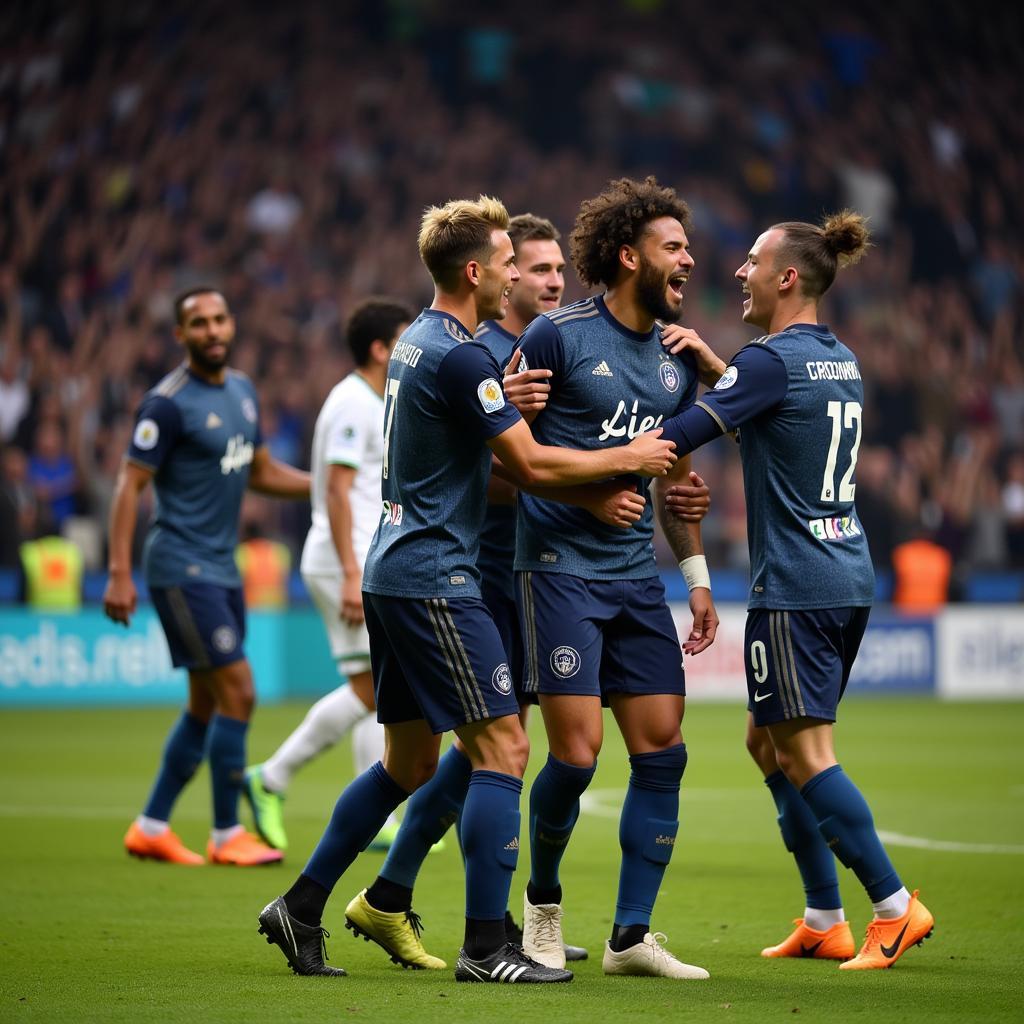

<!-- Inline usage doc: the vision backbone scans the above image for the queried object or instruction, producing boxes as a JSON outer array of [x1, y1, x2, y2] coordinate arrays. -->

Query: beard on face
[[635, 256, 679, 323], [186, 338, 231, 373]]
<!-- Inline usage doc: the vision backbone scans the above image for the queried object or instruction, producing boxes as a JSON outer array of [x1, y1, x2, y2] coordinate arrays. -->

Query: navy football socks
[[765, 769, 842, 910], [461, 770, 522, 926], [801, 764, 902, 903], [142, 710, 208, 821], [613, 744, 687, 929], [528, 753, 596, 894], [303, 762, 408, 893], [380, 744, 472, 888], [206, 713, 248, 829]]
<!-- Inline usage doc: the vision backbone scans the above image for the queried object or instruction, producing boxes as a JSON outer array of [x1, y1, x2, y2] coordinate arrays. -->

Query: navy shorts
[[515, 571, 685, 703], [480, 580, 527, 706], [364, 593, 521, 734], [150, 583, 247, 671], [745, 607, 870, 726]]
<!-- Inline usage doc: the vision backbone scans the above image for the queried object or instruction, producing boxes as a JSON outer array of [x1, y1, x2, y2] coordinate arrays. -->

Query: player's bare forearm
[[488, 420, 675, 488], [248, 447, 310, 499], [519, 480, 647, 529], [104, 460, 150, 624], [326, 473, 360, 577], [107, 461, 148, 574], [655, 455, 704, 562], [487, 470, 518, 506]]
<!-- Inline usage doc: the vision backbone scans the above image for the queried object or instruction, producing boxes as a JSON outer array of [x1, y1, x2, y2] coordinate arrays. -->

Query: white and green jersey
[[300, 372, 384, 576]]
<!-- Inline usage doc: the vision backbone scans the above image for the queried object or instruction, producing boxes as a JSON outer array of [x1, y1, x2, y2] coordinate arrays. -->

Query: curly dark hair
[[569, 177, 692, 289]]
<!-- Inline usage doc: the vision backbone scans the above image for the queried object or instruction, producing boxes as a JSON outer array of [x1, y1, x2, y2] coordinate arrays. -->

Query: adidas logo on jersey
[[592, 360, 614, 377], [503, 837, 519, 851], [206, 412, 222, 429]]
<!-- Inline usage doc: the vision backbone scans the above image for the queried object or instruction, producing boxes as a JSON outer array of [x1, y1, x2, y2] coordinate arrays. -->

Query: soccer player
[[658, 212, 935, 970], [514, 178, 717, 981], [106, 288, 311, 867], [244, 298, 414, 854], [256, 195, 677, 982], [342, 214, 616, 969]]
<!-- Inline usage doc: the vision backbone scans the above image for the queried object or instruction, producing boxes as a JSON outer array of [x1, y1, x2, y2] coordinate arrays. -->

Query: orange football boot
[[207, 828, 284, 866], [761, 919, 855, 960], [839, 891, 935, 971], [124, 821, 204, 865]]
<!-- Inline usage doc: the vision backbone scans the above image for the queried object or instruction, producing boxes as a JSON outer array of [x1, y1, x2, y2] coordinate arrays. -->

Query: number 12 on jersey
[[820, 401, 862, 502], [382, 378, 401, 480]]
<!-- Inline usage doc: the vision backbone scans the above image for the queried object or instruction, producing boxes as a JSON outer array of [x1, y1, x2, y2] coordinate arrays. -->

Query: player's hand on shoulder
[[683, 589, 718, 656], [503, 347, 552, 415], [660, 325, 722, 388], [663, 472, 710, 521], [103, 570, 137, 626], [624, 427, 677, 477], [585, 481, 646, 529]]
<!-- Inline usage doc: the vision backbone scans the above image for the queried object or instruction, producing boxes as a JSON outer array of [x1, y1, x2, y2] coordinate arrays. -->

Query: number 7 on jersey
[[382, 378, 401, 481]]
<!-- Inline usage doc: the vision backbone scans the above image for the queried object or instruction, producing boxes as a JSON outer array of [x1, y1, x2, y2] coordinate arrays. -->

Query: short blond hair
[[418, 195, 510, 290]]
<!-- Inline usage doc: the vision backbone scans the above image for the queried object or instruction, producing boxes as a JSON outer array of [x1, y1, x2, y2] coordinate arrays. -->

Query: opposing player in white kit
[[244, 298, 414, 853]]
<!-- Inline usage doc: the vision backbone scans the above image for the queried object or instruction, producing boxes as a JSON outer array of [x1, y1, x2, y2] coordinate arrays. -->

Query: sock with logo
[[528, 753, 597, 892], [380, 744, 472, 888], [461, 770, 523, 932], [765, 770, 843, 913], [303, 762, 408, 893], [614, 744, 687, 928], [206, 713, 248, 829], [260, 684, 372, 793], [142, 711, 208, 822], [800, 764, 902, 903]]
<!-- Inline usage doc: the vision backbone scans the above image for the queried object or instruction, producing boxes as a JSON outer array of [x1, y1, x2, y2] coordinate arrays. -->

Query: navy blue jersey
[[127, 366, 262, 588], [475, 319, 520, 601], [362, 309, 522, 600], [514, 296, 698, 579], [660, 324, 875, 610]]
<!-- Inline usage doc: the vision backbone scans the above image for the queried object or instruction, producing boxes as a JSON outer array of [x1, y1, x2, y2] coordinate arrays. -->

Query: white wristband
[[679, 555, 711, 591]]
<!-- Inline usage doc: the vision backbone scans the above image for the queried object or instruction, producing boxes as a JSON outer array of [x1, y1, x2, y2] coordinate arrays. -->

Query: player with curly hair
[[514, 178, 718, 981]]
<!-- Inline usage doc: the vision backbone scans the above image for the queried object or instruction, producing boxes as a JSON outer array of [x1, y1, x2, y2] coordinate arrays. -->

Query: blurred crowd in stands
[[1, 0, 1022, 601]]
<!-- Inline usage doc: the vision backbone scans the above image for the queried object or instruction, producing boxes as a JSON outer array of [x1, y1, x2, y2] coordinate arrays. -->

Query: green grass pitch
[[1, 698, 1021, 1023]]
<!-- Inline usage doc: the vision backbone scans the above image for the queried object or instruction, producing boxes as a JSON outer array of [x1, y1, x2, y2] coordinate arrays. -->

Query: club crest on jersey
[[477, 378, 506, 413], [492, 663, 513, 695], [133, 418, 159, 450], [241, 398, 257, 423], [211, 625, 237, 654], [659, 361, 680, 393], [714, 366, 738, 390], [220, 434, 254, 475], [550, 645, 581, 678]]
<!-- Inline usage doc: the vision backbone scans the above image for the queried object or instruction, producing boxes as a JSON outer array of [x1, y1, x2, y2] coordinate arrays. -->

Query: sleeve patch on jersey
[[477, 378, 506, 413], [133, 418, 159, 450], [714, 366, 738, 390]]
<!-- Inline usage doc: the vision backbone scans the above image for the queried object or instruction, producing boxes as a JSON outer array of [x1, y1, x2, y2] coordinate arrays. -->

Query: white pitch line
[[877, 830, 1024, 855], [578, 790, 1024, 854]]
